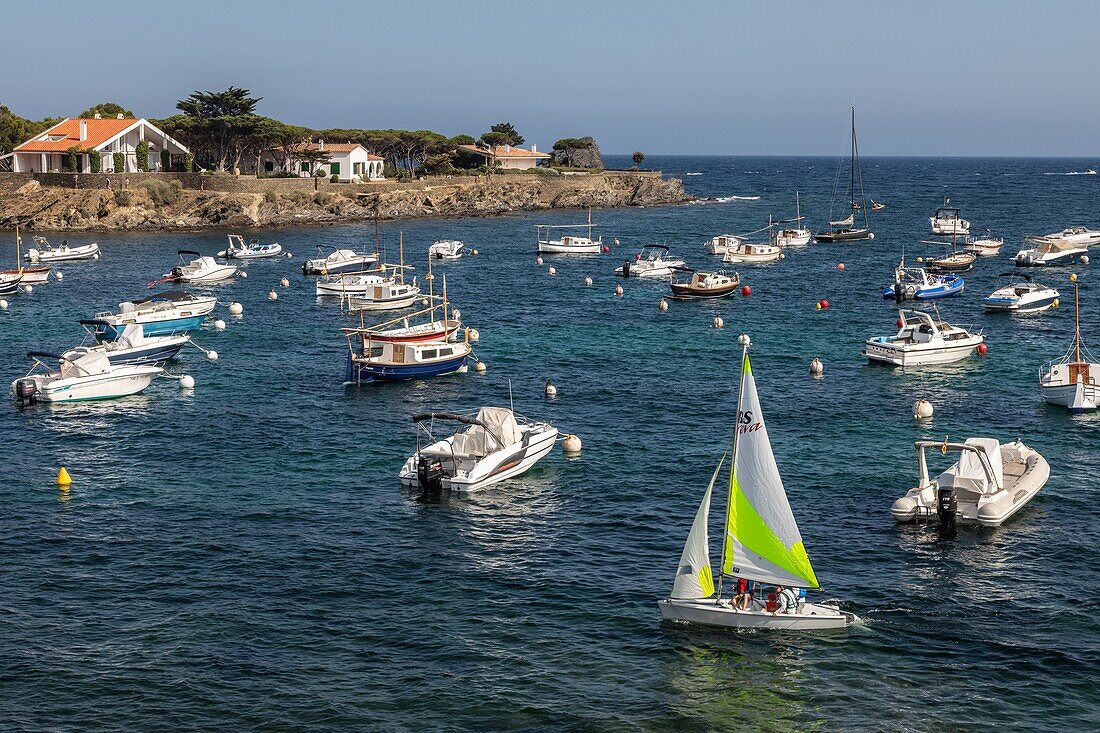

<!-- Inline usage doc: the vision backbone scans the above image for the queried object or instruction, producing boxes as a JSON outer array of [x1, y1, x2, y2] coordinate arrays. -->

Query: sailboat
[[1039, 284, 1099, 412], [775, 192, 813, 247], [657, 334, 860, 630], [817, 108, 875, 242]]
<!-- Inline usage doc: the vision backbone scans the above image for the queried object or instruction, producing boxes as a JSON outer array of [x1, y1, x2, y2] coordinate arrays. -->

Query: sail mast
[[15, 225, 21, 272], [849, 107, 856, 214], [716, 334, 752, 602], [1075, 284, 1082, 364]]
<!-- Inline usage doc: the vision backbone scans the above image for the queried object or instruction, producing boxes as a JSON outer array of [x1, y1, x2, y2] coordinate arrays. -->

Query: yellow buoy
[[57, 467, 72, 486]]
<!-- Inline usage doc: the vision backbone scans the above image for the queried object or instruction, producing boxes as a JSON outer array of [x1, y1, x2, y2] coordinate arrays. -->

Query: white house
[[457, 143, 550, 170], [258, 141, 385, 181], [7, 115, 190, 173]]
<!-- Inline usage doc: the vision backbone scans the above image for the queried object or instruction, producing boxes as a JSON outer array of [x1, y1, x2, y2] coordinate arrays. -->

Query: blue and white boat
[[218, 234, 283, 260], [90, 290, 216, 340], [69, 323, 190, 366], [344, 338, 471, 384], [883, 265, 964, 301], [982, 274, 1060, 313]]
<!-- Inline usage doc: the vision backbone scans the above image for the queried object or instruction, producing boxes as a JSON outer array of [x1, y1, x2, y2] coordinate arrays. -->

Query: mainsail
[[829, 215, 855, 228], [669, 455, 725, 599], [721, 356, 820, 588]]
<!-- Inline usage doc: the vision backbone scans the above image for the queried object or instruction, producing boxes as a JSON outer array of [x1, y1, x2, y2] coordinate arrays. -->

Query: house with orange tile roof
[[254, 140, 385, 181], [6, 115, 190, 173], [457, 143, 550, 170]]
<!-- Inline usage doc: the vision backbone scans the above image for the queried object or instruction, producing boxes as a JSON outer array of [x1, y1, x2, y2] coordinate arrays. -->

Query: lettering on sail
[[737, 410, 762, 433]]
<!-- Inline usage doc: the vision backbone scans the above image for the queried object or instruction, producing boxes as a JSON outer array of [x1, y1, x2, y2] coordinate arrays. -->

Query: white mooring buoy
[[267, 290, 278, 301], [584, 276, 593, 287], [809, 357, 824, 376], [562, 434, 582, 454], [615, 284, 624, 297], [658, 298, 669, 312], [545, 380, 557, 397], [914, 399, 934, 419], [712, 316, 724, 329], [280, 276, 290, 287], [179, 375, 195, 390], [228, 302, 243, 315], [213, 319, 226, 330]]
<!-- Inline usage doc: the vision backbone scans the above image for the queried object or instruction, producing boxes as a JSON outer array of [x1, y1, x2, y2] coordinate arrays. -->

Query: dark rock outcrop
[[550, 137, 603, 169]]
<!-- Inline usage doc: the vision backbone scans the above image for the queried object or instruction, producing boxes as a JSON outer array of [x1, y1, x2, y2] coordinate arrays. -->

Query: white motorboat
[[428, 240, 465, 259], [982, 274, 1059, 313], [1039, 285, 1100, 412], [398, 406, 559, 494], [66, 323, 191, 366], [218, 234, 283, 259], [163, 250, 238, 284], [863, 308, 984, 367], [722, 240, 782, 264], [315, 272, 388, 296], [26, 236, 100, 262], [536, 208, 603, 254], [616, 244, 686, 279], [657, 335, 860, 631], [930, 204, 970, 236], [704, 234, 743, 256], [890, 438, 1049, 527], [301, 245, 379, 275], [345, 279, 421, 311], [1034, 226, 1100, 249], [1015, 238, 1088, 267], [11, 351, 162, 405], [774, 192, 813, 247], [91, 290, 217, 340], [963, 232, 1004, 256]]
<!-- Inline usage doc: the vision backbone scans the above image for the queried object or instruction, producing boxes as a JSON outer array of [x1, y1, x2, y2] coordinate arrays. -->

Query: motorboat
[[536, 208, 602, 254], [963, 232, 1004, 256], [301, 245, 379, 275], [68, 323, 191, 366], [26, 236, 99, 262], [863, 308, 984, 367], [982, 274, 1059, 313], [315, 272, 388, 296], [0, 273, 21, 297], [870, 200, 886, 212], [669, 271, 741, 300], [11, 351, 162, 405], [398, 407, 559, 494], [817, 108, 875, 243], [930, 204, 970, 236], [345, 280, 421, 311], [90, 290, 216, 340], [1015, 238, 1088, 267], [1039, 285, 1100, 412], [883, 265, 964, 301], [657, 334, 860, 631], [163, 250, 238, 284], [344, 337, 471, 384], [616, 244, 686, 279], [1032, 226, 1100, 249], [704, 234, 742, 256], [722, 240, 781, 264], [890, 438, 1049, 527], [218, 234, 282, 259], [428, 240, 465, 259], [774, 193, 813, 247]]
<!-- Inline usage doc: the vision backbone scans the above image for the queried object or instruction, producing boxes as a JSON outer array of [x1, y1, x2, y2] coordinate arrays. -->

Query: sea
[[2, 155, 1098, 732]]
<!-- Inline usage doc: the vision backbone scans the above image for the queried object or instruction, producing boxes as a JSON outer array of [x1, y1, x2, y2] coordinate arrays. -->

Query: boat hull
[[302, 256, 377, 275], [883, 279, 964, 301], [28, 243, 99, 262], [538, 242, 600, 254], [15, 369, 159, 403], [0, 267, 50, 284], [657, 598, 857, 630], [1040, 381, 1100, 410], [982, 293, 1059, 313], [815, 228, 874, 242], [0, 276, 21, 296], [345, 351, 468, 384], [863, 337, 983, 366], [95, 314, 208, 340], [398, 426, 559, 493], [219, 244, 283, 259], [1015, 249, 1087, 267], [669, 283, 740, 299]]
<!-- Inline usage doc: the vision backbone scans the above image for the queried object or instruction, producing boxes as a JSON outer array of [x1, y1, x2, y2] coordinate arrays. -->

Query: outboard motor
[[171, 265, 184, 280], [936, 487, 958, 527], [893, 281, 905, 303], [417, 454, 445, 501], [14, 378, 39, 406], [621, 260, 630, 277]]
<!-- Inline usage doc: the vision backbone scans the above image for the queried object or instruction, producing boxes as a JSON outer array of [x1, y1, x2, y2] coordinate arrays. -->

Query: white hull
[[399, 425, 558, 493], [863, 338, 982, 366], [181, 267, 237, 283], [28, 243, 100, 262], [16, 369, 159, 403], [657, 598, 857, 630], [1040, 381, 1100, 409], [219, 246, 283, 259], [538, 242, 600, 254], [347, 292, 421, 311], [775, 230, 812, 247], [0, 268, 50, 284], [931, 222, 970, 236], [724, 250, 781, 264]]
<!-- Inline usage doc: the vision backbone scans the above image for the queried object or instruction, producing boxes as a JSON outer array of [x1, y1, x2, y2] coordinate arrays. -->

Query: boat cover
[[115, 324, 147, 348], [453, 407, 522, 457], [61, 351, 112, 378], [938, 438, 1003, 494]]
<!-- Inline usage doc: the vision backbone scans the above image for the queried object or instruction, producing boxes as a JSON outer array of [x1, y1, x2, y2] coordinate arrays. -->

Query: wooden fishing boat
[[669, 271, 741, 300]]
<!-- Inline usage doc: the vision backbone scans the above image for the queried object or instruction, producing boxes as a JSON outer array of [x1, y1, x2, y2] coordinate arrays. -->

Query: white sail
[[721, 356, 819, 588], [669, 455, 725, 599], [829, 215, 854, 227]]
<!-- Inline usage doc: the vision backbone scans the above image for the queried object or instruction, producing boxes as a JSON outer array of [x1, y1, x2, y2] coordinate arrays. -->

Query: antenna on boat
[[398, 232, 404, 284], [373, 204, 380, 257], [427, 252, 436, 323], [508, 378, 514, 414]]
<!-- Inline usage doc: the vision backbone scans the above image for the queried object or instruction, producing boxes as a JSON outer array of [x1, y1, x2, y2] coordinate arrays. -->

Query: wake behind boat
[[657, 335, 860, 631]]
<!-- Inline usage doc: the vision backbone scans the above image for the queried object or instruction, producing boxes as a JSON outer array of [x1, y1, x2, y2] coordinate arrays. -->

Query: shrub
[[136, 178, 182, 207], [264, 190, 278, 204], [314, 168, 326, 178], [89, 150, 102, 173], [113, 151, 125, 173], [183, 153, 194, 173], [160, 149, 170, 171], [330, 174, 339, 183], [65, 146, 82, 172], [135, 141, 150, 172], [114, 190, 131, 206]]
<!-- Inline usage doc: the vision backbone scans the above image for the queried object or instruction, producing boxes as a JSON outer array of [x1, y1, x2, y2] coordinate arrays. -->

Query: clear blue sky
[[2, 0, 1097, 156]]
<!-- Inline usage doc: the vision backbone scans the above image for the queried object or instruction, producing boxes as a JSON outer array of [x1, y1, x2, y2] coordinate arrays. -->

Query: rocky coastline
[[0, 171, 689, 232]]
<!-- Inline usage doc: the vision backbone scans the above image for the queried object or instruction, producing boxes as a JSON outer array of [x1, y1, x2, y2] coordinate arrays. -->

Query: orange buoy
[[837, 263, 845, 271], [977, 343, 989, 356], [741, 285, 751, 297], [602, 245, 610, 253]]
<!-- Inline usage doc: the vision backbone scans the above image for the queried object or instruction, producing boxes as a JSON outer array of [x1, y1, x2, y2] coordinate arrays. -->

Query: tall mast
[[398, 231, 404, 284], [427, 254, 436, 324], [587, 206, 593, 240], [851, 106, 869, 230], [795, 191, 801, 230], [849, 107, 856, 213], [716, 334, 752, 602], [15, 225, 21, 272], [1075, 284, 1082, 364]]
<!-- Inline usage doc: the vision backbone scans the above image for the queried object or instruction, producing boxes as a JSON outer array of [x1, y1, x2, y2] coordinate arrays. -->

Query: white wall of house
[[497, 156, 545, 170], [257, 147, 384, 180]]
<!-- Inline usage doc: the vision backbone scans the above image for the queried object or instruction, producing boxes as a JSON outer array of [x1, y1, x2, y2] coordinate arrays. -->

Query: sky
[[2, 0, 1098, 156]]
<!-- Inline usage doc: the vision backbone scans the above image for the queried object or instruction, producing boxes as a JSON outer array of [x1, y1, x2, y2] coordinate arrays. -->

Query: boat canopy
[[936, 438, 1003, 494], [413, 407, 522, 457], [641, 244, 670, 252], [114, 323, 148, 348], [131, 290, 192, 305], [60, 350, 112, 378]]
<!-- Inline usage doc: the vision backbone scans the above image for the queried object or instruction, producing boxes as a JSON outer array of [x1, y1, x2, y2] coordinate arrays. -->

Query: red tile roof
[[459, 144, 550, 159], [15, 118, 139, 152]]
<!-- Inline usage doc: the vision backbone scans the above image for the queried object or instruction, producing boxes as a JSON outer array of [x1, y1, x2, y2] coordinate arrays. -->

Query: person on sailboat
[[774, 585, 797, 614], [732, 577, 755, 610]]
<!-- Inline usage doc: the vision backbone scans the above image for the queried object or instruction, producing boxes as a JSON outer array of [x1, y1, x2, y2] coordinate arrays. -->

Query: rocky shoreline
[[0, 171, 690, 232]]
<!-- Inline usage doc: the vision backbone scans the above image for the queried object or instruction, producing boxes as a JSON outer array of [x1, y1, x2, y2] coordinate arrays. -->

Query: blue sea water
[[2, 155, 1099, 732]]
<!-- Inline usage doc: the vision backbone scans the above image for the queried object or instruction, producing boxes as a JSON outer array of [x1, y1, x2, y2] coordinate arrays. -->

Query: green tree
[[252, 118, 311, 173], [89, 150, 102, 173], [160, 148, 170, 171], [489, 122, 524, 146], [295, 147, 331, 176], [479, 131, 510, 148], [632, 150, 645, 167], [80, 102, 134, 119], [168, 86, 263, 171], [448, 134, 476, 147], [182, 153, 194, 173], [65, 146, 82, 172], [135, 140, 149, 172], [113, 151, 125, 173], [0, 105, 59, 159]]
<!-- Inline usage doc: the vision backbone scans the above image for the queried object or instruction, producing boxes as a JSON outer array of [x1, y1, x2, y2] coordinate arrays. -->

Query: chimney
[[116, 113, 124, 119], [79, 119, 88, 141], [530, 144, 537, 153], [504, 144, 511, 152], [319, 139, 325, 151], [94, 113, 102, 120]]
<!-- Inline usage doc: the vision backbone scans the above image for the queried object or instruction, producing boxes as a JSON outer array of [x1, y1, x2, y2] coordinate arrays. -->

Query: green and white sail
[[670, 455, 725, 599], [721, 356, 819, 589]]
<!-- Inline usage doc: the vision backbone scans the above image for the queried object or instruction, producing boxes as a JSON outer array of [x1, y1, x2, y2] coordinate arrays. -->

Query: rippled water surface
[[2, 156, 1099, 731]]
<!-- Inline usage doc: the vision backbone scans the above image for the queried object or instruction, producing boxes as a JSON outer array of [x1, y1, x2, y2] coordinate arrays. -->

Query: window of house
[[300, 162, 310, 173], [264, 161, 274, 172], [329, 162, 341, 175], [353, 162, 364, 175]]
